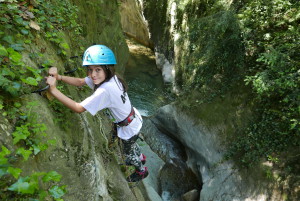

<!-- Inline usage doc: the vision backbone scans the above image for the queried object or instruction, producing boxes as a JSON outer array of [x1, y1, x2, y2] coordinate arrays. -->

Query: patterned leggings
[[121, 134, 142, 171]]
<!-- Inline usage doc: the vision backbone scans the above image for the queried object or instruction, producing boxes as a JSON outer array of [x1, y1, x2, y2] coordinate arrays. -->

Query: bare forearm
[[58, 75, 86, 86], [49, 87, 85, 113]]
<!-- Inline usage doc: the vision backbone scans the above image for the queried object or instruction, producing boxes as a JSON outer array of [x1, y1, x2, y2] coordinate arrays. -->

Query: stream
[[123, 39, 173, 116]]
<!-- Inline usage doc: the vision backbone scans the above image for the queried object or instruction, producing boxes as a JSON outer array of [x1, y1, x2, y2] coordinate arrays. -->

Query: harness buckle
[[116, 107, 135, 127]]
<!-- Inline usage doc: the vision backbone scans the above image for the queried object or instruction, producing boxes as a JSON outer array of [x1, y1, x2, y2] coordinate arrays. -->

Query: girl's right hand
[[48, 67, 59, 80], [46, 76, 57, 90]]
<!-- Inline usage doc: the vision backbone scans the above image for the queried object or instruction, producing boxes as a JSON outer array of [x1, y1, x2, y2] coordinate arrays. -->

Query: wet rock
[[141, 118, 187, 164], [141, 116, 202, 201], [0, 116, 14, 151], [182, 189, 199, 201], [159, 163, 200, 201]]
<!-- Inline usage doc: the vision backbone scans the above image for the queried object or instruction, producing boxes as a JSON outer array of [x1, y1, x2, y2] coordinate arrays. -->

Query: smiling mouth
[[92, 79, 101, 84]]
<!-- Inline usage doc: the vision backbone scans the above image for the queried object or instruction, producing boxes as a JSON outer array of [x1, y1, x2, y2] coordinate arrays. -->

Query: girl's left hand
[[48, 67, 59, 79]]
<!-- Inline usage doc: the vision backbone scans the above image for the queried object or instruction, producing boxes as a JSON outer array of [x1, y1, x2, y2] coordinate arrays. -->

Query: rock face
[[119, 0, 153, 48], [0, 0, 148, 200], [2, 94, 147, 200], [141, 111, 201, 201], [142, 104, 281, 201], [182, 189, 199, 201]]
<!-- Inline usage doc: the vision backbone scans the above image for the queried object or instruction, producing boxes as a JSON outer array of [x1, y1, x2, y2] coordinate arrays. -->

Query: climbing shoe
[[140, 153, 146, 165], [126, 167, 149, 182]]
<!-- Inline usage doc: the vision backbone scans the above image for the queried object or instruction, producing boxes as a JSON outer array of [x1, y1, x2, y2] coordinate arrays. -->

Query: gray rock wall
[[142, 104, 281, 201], [119, 0, 153, 48]]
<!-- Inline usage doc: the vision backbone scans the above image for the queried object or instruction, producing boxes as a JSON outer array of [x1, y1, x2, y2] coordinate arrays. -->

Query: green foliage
[[42, 171, 62, 182], [0, 144, 66, 200], [33, 0, 82, 53], [13, 122, 48, 156], [0, 100, 65, 200], [48, 86, 72, 131], [225, 0, 300, 168], [0, 44, 43, 97], [49, 185, 67, 199], [0, 0, 83, 199], [0, 146, 11, 166], [172, 2, 299, 189], [11, 101, 52, 157], [16, 147, 32, 161], [8, 176, 39, 195], [175, 9, 244, 106], [142, 0, 174, 60], [3, 173, 66, 199], [0, 0, 82, 98], [7, 167, 22, 179]]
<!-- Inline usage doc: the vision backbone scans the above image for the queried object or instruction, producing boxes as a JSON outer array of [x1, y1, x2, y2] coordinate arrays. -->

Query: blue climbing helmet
[[82, 45, 117, 66]]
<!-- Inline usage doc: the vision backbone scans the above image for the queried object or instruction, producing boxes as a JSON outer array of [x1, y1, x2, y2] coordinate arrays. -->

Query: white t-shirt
[[80, 76, 143, 140]]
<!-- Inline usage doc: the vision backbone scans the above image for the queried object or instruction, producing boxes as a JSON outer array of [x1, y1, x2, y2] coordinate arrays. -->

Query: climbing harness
[[115, 107, 136, 127]]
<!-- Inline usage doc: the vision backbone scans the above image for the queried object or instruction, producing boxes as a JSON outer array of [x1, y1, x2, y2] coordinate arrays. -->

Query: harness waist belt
[[116, 107, 135, 127]]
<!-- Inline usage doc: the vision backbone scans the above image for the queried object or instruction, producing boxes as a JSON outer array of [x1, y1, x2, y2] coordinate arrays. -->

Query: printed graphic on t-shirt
[[121, 92, 127, 104]]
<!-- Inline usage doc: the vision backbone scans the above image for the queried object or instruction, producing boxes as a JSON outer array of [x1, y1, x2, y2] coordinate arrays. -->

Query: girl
[[46, 45, 148, 182]]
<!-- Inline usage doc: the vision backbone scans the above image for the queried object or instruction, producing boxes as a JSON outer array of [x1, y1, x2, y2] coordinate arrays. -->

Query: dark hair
[[93, 65, 128, 92]]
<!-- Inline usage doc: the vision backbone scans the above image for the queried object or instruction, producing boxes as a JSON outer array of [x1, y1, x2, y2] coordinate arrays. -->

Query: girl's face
[[87, 65, 106, 85]]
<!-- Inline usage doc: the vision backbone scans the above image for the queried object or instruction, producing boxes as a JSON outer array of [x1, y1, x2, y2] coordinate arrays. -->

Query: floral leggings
[[121, 134, 143, 171]]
